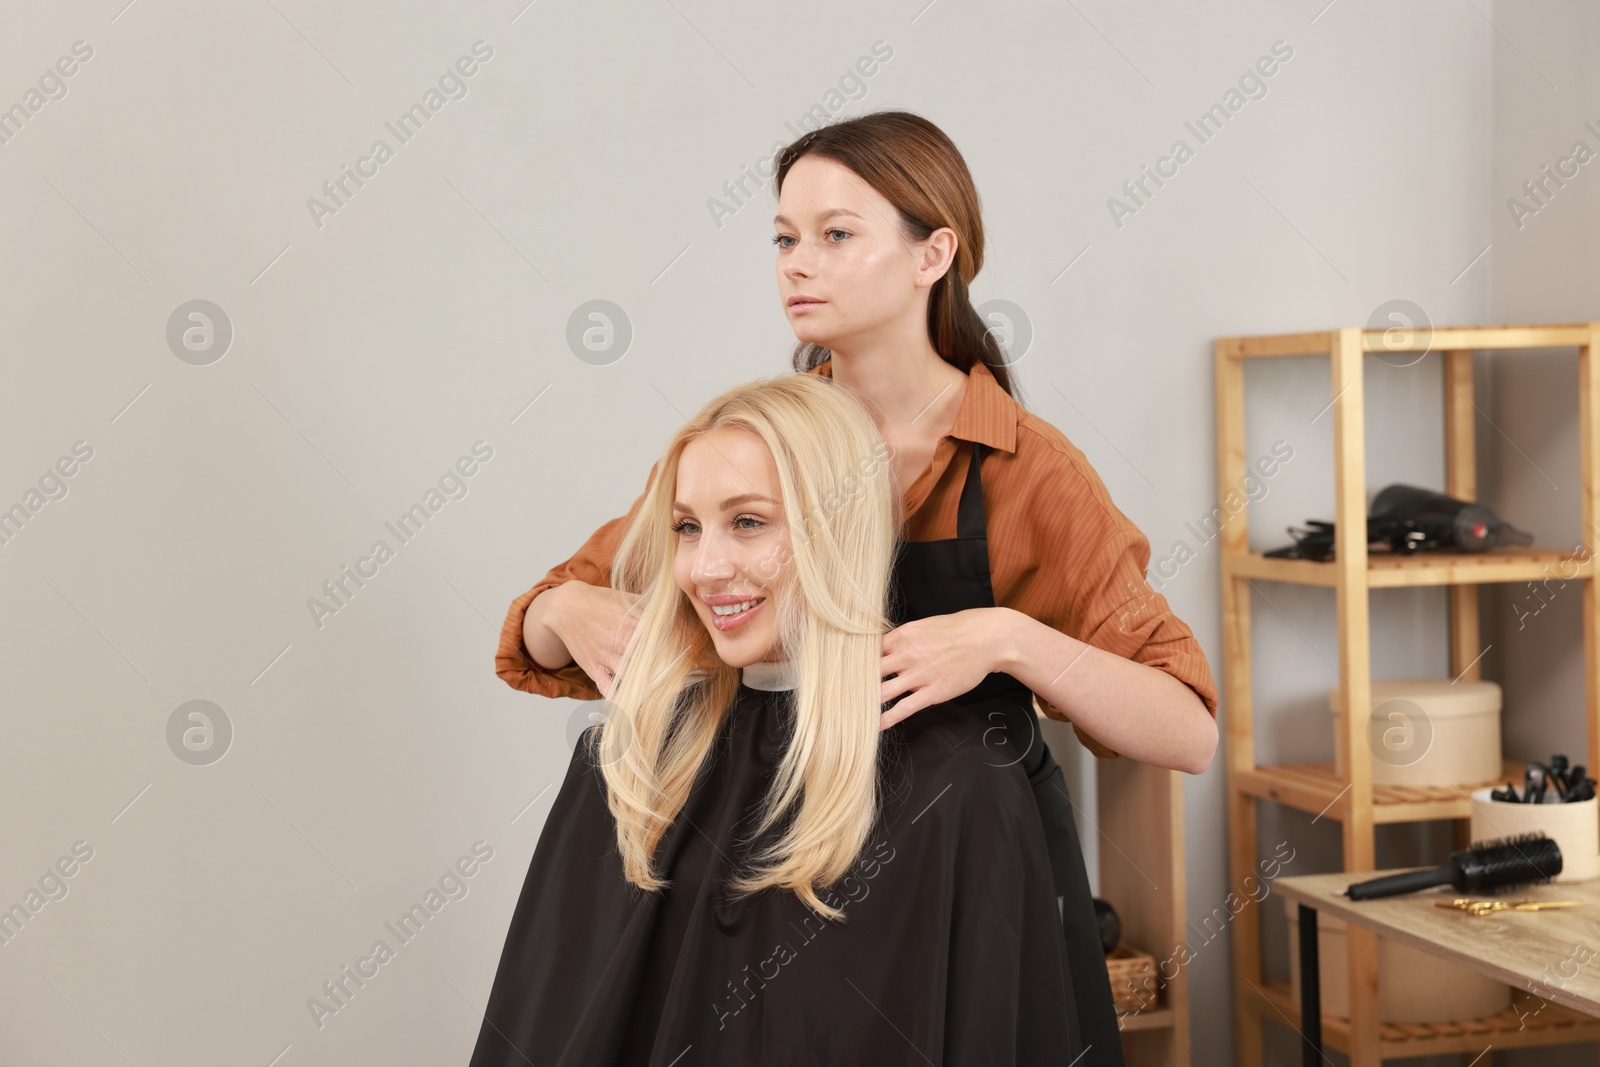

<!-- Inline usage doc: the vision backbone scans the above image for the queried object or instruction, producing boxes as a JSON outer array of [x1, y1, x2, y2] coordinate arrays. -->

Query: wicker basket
[[1105, 944, 1159, 1013]]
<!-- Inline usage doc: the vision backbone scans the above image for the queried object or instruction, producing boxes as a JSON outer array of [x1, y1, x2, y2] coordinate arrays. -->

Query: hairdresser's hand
[[879, 608, 1012, 730], [539, 581, 643, 701]]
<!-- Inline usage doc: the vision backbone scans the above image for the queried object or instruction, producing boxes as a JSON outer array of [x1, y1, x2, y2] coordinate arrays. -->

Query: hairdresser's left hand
[[879, 607, 1013, 730]]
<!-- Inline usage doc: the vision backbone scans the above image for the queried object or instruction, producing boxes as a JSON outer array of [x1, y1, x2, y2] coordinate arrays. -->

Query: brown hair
[[773, 110, 1020, 401]]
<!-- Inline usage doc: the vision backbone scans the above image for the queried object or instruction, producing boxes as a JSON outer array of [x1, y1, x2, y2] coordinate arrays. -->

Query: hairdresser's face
[[672, 428, 792, 668], [773, 155, 951, 351]]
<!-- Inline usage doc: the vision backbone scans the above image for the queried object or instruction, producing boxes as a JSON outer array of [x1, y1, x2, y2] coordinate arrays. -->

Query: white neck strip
[[741, 658, 798, 692]]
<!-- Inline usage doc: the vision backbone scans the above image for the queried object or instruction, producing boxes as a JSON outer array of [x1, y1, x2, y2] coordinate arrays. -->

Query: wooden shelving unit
[[1216, 323, 1600, 1065]]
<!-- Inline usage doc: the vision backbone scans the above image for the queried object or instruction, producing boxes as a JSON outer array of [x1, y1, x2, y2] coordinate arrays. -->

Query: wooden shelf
[[1246, 979, 1600, 1057], [1118, 1007, 1176, 1033], [1233, 759, 1524, 823], [1216, 322, 1596, 359], [1227, 545, 1595, 588], [1217, 323, 1600, 1066]]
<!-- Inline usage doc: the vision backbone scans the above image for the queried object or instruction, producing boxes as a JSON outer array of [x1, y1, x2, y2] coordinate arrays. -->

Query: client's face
[[672, 428, 792, 669]]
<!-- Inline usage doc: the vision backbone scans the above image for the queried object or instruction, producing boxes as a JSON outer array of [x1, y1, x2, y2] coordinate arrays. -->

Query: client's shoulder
[[885, 701, 1034, 815], [889, 700, 985, 761]]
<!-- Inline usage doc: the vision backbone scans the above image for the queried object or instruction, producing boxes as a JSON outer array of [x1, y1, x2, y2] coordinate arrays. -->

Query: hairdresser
[[498, 110, 1219, 1066]]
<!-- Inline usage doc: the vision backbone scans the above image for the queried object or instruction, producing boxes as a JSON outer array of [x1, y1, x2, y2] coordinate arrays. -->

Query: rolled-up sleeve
[[1057, 526, 1219, 758], [1015, 443, 1218, 761], [494, 462, 659, 700]]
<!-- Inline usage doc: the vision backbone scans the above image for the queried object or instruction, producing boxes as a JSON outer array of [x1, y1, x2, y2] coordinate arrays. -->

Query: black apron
[[887, 440, 1126, 1067]]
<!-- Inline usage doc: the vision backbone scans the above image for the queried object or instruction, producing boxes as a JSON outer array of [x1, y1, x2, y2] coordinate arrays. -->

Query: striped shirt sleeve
[[493, 461, 660, 700]]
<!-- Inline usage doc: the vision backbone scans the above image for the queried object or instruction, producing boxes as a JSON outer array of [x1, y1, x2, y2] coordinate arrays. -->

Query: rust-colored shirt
[[494, 359, 1218, 759]]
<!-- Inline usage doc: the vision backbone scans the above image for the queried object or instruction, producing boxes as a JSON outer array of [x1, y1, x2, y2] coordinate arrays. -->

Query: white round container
[[1328, 678, 1501, 788], [1468, 787, 1600, 883], [1286, 896, 1510, 1022]]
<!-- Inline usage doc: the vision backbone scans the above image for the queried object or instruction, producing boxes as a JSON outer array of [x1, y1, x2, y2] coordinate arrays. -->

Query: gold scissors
[[1434, 897, 1596, 916]]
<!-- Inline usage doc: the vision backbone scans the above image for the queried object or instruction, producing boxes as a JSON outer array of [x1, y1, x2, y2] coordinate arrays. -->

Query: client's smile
[[702, 593, 766, 631]]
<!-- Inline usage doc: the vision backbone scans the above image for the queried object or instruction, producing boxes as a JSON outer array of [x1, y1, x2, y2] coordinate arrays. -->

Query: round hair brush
[[1344, 832, 1562, 901]]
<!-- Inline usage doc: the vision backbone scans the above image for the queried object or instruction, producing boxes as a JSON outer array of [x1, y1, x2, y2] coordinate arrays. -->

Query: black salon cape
[[468, 681, 1081, 1066]]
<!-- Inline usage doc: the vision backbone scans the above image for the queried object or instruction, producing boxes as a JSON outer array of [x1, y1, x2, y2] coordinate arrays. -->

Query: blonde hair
[[593, 373, 898, 921]]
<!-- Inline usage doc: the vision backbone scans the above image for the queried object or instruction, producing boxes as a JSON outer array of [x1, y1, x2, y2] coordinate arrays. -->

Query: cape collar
[[741, 658, 798, 691]]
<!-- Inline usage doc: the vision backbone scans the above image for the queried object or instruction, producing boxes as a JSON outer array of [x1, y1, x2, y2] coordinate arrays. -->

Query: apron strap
[[957, 442, 986, 541]]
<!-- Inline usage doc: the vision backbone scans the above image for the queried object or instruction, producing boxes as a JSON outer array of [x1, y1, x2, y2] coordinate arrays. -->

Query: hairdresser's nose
[[782, 242, 817, 281]]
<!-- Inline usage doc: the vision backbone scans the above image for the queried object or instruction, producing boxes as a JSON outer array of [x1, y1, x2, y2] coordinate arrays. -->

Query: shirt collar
[[806, 358, 1018, 454]]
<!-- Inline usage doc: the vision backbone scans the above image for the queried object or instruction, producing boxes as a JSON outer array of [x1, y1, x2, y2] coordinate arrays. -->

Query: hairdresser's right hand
[[539, 581, 641, 701]]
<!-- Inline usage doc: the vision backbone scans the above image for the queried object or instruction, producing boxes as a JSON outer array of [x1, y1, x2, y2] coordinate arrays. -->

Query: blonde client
[[469, 373, 1081, 1065]]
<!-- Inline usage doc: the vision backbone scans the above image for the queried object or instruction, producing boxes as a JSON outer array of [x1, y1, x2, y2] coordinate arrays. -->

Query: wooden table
[[1273, 870, 1600, 1066]]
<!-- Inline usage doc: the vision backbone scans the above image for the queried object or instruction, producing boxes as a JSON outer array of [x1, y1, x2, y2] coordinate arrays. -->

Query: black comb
[[1344, 833, 1563, 900]]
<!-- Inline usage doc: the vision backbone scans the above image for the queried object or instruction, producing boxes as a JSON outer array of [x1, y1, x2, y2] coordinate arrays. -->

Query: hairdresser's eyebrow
[[672, 493, 779, 513], [772, 208, 866, 227]]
